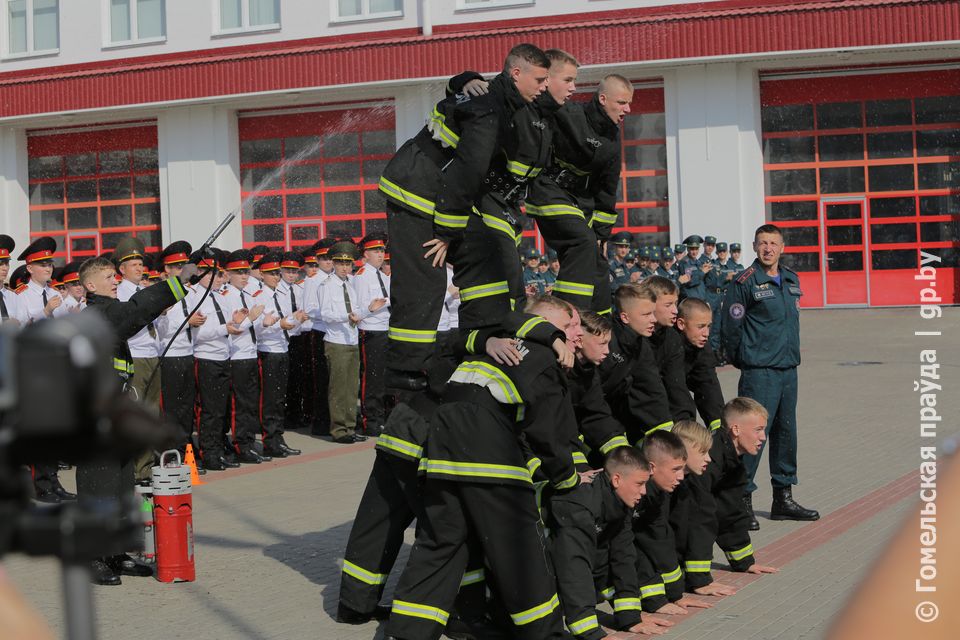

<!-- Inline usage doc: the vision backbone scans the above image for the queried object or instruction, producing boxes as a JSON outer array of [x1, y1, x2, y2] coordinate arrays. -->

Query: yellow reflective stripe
[[596, 307, 612, 315], [506, 158, 541, 178], [662, 566, 682, 584], [526, 457, 542, 476], [378, 177, 436, 216], [646, 421, 674, 436], [113, 358, 134, 374], [434, 211, 470, 229], [516, 316, 546, 339], [430, 108, 460, 148], [591, 210, 619, 225], [640, 583, 666, 598], [376, 434, 424, 460], [556, 158, 590, 176], [510, 593, 559, 626], [685, 560, 712, 572], [480, 213, 517, 242], [417, 457, 428, 472], [599, 586, 615, 600], [709, 419, 722, 431], [524, 203, 585, 219], [460, 568, 485, 587], [342, 560, 387, 586], [572, 451, 588, 465], [725, 543, 754, 561], [388, 327, 437, 344], [166, 276, 186, 301], [599, 435, 630, 455], [568, 614, 599, 634], [460, 281, 509, 302], [424, 459, 533, 484], [453, 360, 522, 403], [465, 330, 479, 354], [553, 469, 579, 491], [391, 599, 450, 625], [613, 597, 642, 612], [552, 280, 594, 297]]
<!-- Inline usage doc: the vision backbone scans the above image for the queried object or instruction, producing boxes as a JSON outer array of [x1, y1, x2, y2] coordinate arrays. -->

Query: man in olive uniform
[[721, 224, 819, 528], [676, 235, 710, 301]]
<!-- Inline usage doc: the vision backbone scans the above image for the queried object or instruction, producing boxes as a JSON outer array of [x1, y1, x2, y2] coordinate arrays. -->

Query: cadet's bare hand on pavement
[[423, 239, 448, 268], [675, 595, 712, 609], [655, 603, 688, 615], [747, 563, 779, 574], [626, 616, 674, 635], [694, 582, 737, 597]]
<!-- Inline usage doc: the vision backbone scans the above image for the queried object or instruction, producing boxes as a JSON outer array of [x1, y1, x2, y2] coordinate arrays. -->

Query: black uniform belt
[[543, 164, 589, 192], [445, 381, 520, 425], [482, 169, 527, 206], [414, 129, 455, 169]]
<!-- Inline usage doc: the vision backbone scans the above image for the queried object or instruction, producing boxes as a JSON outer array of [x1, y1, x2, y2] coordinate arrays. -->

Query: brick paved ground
[[3, 307, 958, 640]]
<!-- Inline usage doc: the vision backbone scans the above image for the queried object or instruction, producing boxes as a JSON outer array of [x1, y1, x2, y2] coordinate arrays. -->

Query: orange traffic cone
[[184, 444, 205, 486]]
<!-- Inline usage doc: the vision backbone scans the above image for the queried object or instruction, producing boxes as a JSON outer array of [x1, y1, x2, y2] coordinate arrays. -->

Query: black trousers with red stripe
[[230, 357, 260, 450], [311, 331, 331, 433], [359, 329, 388, 432], [258, 351, 288, 448], [196, 357, 230, 461], [160, 354, 196, 449], [286, 333, 312, 429]]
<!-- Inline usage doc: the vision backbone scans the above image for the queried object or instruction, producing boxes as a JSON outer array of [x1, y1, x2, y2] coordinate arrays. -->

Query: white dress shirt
[[157, 284, 195, 358], [52, 294, 85, 318], [303, 269, 331, 334], [320, 274, 360, 346], [221, 284, 260, 361], [255, 283, 301, 354], [354, 263, 390, 332], [438, 265, 459, 332], [1, 288, 29, 325], [191, 286, 231, 361], [20, 279, 60, 324], [244, 278, 263, 297], [117, 278, 161, 358]]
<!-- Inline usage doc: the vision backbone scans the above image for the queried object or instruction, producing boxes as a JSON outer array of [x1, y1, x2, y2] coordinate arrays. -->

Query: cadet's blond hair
[[599, 73, 634, 94], [525, 293, 573, 318], [615, 282, 656, 311], [503, 43, 550, 74], [545, 48, 579, 68], [672, 420, 712, 453], [580, 311, 612, 336], [604, 446, 650, 475], [678, 297, 711, 320], [638, 275, 678, 299], [79, 257, 115, 285], [722, 397, 769, 430]]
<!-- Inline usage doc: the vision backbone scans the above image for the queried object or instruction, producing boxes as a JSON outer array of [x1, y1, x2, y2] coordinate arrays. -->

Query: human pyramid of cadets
[[334, 42, 817, 640]]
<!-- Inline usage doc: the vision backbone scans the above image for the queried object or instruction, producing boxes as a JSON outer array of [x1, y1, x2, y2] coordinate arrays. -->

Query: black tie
[[42, 289, 48, 306], [289, 287, 298, 312], [181, 298, 192, 341], [137, 286, 157, 338], [273, 292, 289, 341], [0, 293, 8, 320], [211, 296, 226, 325], [240, 291, 257, 343], [375, 270, 387, 298]]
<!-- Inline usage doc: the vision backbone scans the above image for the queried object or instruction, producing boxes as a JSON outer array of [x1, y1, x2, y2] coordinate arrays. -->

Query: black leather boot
[[743, 494, 760, 531], [770, 487, 820, 521]]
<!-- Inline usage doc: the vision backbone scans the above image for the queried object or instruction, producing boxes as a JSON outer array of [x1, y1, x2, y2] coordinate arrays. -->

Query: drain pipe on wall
[[421, 0, 432, 36]]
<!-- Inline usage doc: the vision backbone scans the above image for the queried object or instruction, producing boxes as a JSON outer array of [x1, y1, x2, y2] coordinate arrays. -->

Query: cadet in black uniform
[[642, 276, 699, 423], [722, 224, 819, 527], [675, 298, 725, 432]]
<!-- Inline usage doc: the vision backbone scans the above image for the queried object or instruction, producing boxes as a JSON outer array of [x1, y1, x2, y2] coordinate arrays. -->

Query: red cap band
[[363, 240, 386, 250], [163, 252, 188, 265], [0, 249, 9, 259], [25, 249, 53, 263], [258, 261, 280, 272], [196, 259, 216, 269], [226, 260, 251, 270], [280, 260, 301, 269]]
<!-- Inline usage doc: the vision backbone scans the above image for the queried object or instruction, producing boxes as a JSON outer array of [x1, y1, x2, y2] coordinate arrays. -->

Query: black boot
[[91, 558, 122, 586], [743, 494, 760, 531], [770, 487, 820, 521]]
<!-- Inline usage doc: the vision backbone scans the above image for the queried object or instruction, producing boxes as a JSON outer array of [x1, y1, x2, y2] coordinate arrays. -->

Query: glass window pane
[[623, 113, 666, 139], [920, 221, 960, 243], [242, 166, 281, 192], [917, 163, 960, 191], [220, 0, 241, 29], [284, 136, 321, 160], [100, 150, 130, 174], [816, 102, 862, 130], [820, 166, 865, 193], [923, 248, 960, 267], [243, 195, 282, 219], [827, 251, 863, 271], [323, 133, 359, 157], [102, 205, 133, 228], [370, 0, 401, 12], [867, 132, 913, 159], [917, 129, 960, 157], [243, 223, 283, 243], [870, 197, 915, 218], [782, 252, 819, 272], [70, 237, 96, 252], [763, 137, 814, 164], [323, 162, 361, 186], [364, 216, 387, 237], [30, 209, 64, 231], [29, 155, 62, 179], [66, 180, 97, 202], [919, 195, 960, 216], [337, 0, 361, 17], [285, 193, 322, 217], [761, 104, 813, 133], [67, 207, 98, 229], [33, 0, 58, 51], [137, 0, 164, 38], [818, 134, 863, 161], [872, 249, 917, 270], [134, 174, 159, 199], [99, 177, 131, 200], [290, 225, 320, 242], [870, 223, 916, 244], [135, 229, 161, 249], [248, 0, 278, 26], [866, 100, 911, 127], [363, 189, 385, 213], [66, 153, 96, 176], [29, 181, 63, 205], [133, 147, 158, 170], [915, 96, 960, 125], [8, 0, 27, 54], [135, 202, 160, 226], [626, 176, 667, 202], [624, 144, 667, 171], [362, 129, 395, 155], [362, 158, 388, 183], [827, 225, 862, 246], [868, 165, 915, 192], [626, 207, 668, 228], [240, 138, 281, 164], [110, 0, 131, 42], [765, 169, 816, 196], [781, 226, 818, 247], [767, 201, 818, 221], [325, 219, 362, 239], [325, 191, 361, 215], [825, 204, 861, 220], [284, 164, 320, 188]]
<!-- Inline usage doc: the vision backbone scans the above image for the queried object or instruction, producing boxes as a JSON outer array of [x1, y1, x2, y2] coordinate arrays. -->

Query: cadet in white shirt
[[302, 238, 337, 435], [354, 233, 391, 433], [245, 244, 269, 296], [279, 251, 311, 431], [0, 235, 29, 326], [17, 236, 62, 324], [52, 260, 86, 318]]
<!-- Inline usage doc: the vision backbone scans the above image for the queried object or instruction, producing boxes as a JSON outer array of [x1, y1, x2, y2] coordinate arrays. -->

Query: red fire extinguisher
[[152, 450, 196, 583]]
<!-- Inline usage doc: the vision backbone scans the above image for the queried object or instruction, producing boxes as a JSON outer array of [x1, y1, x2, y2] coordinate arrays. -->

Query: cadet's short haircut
[[79, 257, 115, 284], [639, 275, 678, 299], [614, 282, 656, 311], [599, 73, 634, 94], [545, 48, 579, 68], [723, 397, 769, 430], [503, 43, 550, 74], [604, 446, 650, 475], [672, 420, 712, 453], [754, 223, 783, 241], [678, 297, 712, 320], [525, 293, 573, 318], [580, 310, 612, 336], [641, 430, 688, 461]]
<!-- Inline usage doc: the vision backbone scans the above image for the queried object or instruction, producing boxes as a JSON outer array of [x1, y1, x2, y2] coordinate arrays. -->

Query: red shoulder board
[[252, 290, 263, 297], [356, 266, 366, 275], [735, 266, 755, 284], [220, 289, 230, 295], [15, 284, 27, 294]]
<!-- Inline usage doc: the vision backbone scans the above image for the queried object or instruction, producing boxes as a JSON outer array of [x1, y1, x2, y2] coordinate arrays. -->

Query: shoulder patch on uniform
[[728, 303, 745, 320], [735, 266, 755, 284], [356, 266, 366, 275]]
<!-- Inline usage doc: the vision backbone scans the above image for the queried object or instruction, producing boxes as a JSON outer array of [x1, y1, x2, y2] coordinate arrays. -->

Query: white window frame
[[455, 0, 534, 12], [102, 0, 167, 50], [330, 0, 403, 24], [1, 0, 59, 60], [212, 0, 280, 37]]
